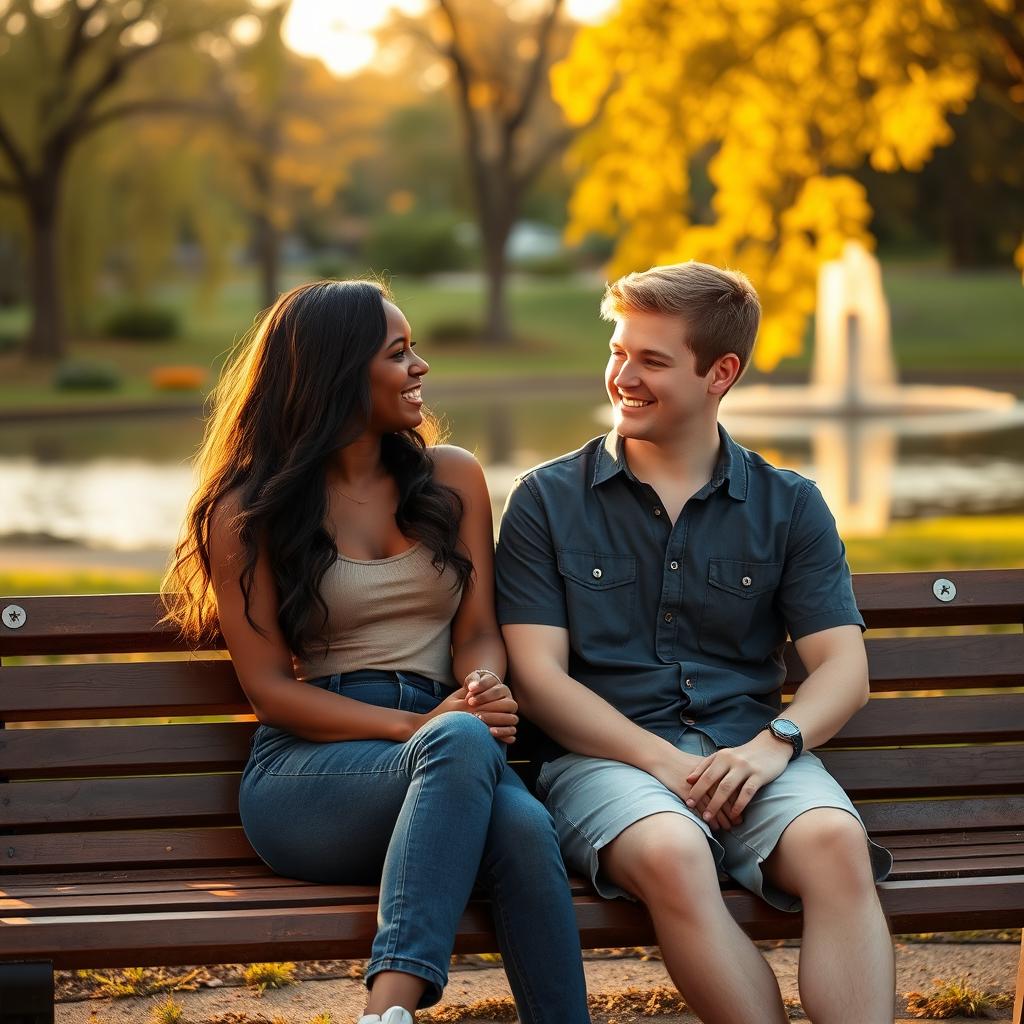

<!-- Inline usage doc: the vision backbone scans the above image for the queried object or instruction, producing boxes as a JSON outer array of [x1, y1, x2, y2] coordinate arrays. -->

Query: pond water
[[2, 387, 1023, 552]]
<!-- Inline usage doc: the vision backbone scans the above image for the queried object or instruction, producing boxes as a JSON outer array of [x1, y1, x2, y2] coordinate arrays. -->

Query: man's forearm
[[513, 660, 675, 774], [778, 654, 869, 751]]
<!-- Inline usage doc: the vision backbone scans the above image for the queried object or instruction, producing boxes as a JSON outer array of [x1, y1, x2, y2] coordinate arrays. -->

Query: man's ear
[[707, 353, 742, 396]]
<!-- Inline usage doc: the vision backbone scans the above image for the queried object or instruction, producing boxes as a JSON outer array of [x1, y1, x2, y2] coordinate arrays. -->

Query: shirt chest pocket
[[699, 558, 785, 662], [556, 549, 637, 649]]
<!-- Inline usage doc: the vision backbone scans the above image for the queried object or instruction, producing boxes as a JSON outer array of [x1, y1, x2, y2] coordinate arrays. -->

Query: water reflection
[[1, 393, 1023, 553]]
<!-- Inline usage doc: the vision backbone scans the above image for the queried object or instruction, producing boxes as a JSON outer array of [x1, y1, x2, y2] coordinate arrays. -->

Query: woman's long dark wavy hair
[[162, 279, 473, 658]]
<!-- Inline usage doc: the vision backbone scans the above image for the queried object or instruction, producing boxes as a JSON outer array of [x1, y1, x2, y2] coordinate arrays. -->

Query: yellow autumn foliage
[[552, 0, 1017, 369]]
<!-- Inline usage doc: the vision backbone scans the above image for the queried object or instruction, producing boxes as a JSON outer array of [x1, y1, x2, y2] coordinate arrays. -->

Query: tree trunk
[[254, 208, 280, 310], [479, 182, 515, 345], [483, 227, 512, 345], [249, 159, 280, 309], [25, 175, 66, 362]]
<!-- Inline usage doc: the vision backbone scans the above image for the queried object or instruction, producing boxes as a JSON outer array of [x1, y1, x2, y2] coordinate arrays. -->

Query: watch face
[[772, 719, 800, 739]]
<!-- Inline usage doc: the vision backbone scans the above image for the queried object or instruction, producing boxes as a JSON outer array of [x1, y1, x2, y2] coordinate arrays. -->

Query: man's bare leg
[[601, 813, 788, 1024], [763, 808, 894, 1024]]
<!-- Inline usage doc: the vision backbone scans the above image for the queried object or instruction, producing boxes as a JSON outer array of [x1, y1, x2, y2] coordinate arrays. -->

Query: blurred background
[[1, 0, 1023, 598]]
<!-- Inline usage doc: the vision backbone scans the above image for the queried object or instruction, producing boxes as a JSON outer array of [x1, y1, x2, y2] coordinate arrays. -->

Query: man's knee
[[769, 808, 875, 898], [601, 813, 717, 905]]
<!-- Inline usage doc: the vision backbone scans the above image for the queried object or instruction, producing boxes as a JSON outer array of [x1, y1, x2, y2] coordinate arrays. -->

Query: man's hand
[[645, 746, 738, 832], [685, 731, 793, 824]]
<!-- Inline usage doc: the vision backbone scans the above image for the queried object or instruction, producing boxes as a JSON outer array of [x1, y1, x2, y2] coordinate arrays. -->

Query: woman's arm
[[431, 445, 510, 699], [209, 493, 425, 743]]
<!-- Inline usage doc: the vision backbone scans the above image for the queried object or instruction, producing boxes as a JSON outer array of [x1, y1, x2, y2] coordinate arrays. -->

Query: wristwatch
[[766, 718, 803, 760]]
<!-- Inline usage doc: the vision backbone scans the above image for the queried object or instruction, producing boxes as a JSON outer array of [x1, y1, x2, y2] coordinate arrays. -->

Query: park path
[[55, 940, 1019, 1023]]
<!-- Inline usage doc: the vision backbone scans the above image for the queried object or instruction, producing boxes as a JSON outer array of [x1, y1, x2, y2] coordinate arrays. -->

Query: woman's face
[[366, 299, 429, 433]]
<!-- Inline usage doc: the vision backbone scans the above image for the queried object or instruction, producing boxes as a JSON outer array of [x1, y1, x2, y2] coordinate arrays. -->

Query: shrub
[[150, 366, 207, 392], [514, 252, 575, 278], [424, 317, 483, 345], [103, 303, 180, 341], [54, 359, 121, 391], [242, 962, 297, 994], [0, 332, 22, 355], [905, 976, 1011, 1018], [364, 212, 472, 276], [149, 996, 184, 1024]]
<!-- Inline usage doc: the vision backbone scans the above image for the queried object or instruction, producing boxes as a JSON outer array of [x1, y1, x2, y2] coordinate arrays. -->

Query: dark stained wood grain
[[785, 633, 1024, 691], [1, 569, 1020, 657], [852, 569, 1024, 627], [0, 595, 199, 657], [0, 722, 255, 778], [821, 746, 1024, 798], [0, 775, 242, 830], [857, 796, 1024, 835], [0, 570, 1021, 990], [0, 827, 258, 872], [0, 661, 248, 721], [825, 693, 1024, 745], [1, 874, 1020, 968]]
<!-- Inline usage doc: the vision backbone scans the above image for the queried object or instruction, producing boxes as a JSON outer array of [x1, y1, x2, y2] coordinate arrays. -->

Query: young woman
[[163, 280, 589, 1024]]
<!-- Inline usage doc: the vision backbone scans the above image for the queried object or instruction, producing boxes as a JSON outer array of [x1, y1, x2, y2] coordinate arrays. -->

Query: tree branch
[[76, 99, 235, 140], [434, 0, 488, 182], [515, 76, 614, 194], [61, 0, 104, 74], [505, 0, 564, 138], [0, 113, 30, 186]]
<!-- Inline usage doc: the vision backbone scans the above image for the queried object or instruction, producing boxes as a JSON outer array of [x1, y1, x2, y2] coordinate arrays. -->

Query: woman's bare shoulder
[[429, 445, 489, 498]]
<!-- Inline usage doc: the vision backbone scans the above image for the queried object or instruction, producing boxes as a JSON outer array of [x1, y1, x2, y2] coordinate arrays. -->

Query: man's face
[[605, 311, 714, 444]]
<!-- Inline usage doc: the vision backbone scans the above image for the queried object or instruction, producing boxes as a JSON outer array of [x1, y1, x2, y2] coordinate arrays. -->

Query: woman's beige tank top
[[293, 542, 463, 686]]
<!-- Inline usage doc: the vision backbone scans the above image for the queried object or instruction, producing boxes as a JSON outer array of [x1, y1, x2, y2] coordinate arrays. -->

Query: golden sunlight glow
[[283, 0, 619, 77]]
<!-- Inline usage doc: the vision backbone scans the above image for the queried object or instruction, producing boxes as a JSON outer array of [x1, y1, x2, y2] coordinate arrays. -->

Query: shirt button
[[742, 575, 752, 587], [669, 561, 679, 570], [685, 677, 693, 688], [682, 717, 696, 726], [663, 612, 673, 623], [653, 508, 662, 517], [592, 568, 603, 579]]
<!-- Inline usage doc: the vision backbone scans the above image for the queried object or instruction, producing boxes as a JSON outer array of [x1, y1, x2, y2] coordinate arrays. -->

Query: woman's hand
[[424, 673, 519, 745]]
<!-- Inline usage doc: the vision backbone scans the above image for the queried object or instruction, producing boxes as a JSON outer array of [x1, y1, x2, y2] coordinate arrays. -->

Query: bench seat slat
[[4, 839, 1019, 915], [1, 875, 1020, 968]]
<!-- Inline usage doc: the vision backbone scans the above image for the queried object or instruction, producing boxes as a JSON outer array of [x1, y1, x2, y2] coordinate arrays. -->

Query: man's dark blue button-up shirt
[[495, 426, 865, 749]]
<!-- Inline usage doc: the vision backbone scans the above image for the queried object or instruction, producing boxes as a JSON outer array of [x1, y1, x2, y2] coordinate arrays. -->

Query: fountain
[[718, 242, 1024, 534]]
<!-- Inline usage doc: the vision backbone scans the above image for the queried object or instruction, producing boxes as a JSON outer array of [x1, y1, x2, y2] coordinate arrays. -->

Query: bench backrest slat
[[0, 661, 246, 721], [0, 722, 254, 779], [0, 632, 1019, 726], [1, 569, 1021, 657]]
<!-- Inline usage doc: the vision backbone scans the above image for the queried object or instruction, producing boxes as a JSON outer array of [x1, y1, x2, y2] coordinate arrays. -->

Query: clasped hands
[[427, 669, 519, 744], [660, 732, 792, 832]]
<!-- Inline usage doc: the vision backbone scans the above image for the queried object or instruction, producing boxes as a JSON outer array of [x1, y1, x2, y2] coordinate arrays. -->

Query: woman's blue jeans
[[239, 669, 589, 1022]]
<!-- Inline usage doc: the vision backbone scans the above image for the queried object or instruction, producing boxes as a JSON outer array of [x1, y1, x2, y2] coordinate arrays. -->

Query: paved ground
[[56, 941, 1020, 1023]]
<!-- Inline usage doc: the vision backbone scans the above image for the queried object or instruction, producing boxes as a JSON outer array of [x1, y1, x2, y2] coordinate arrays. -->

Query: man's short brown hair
[[601, 261, 761, 379]]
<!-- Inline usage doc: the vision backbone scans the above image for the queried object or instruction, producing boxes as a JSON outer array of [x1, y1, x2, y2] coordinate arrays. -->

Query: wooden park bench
[[0, 567, 1022, 1023]]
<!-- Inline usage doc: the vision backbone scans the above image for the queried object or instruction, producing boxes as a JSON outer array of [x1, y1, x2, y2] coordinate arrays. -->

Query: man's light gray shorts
[[536, 729, 893, 912]]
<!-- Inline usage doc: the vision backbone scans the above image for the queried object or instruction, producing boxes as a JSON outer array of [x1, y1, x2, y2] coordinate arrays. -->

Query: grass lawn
[[0, 261, 1021, 411], [3, 515, 1021, 597]]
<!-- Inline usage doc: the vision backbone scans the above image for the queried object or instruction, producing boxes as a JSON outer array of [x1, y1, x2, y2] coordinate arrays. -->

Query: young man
[[495, 262, 895, 1024]]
